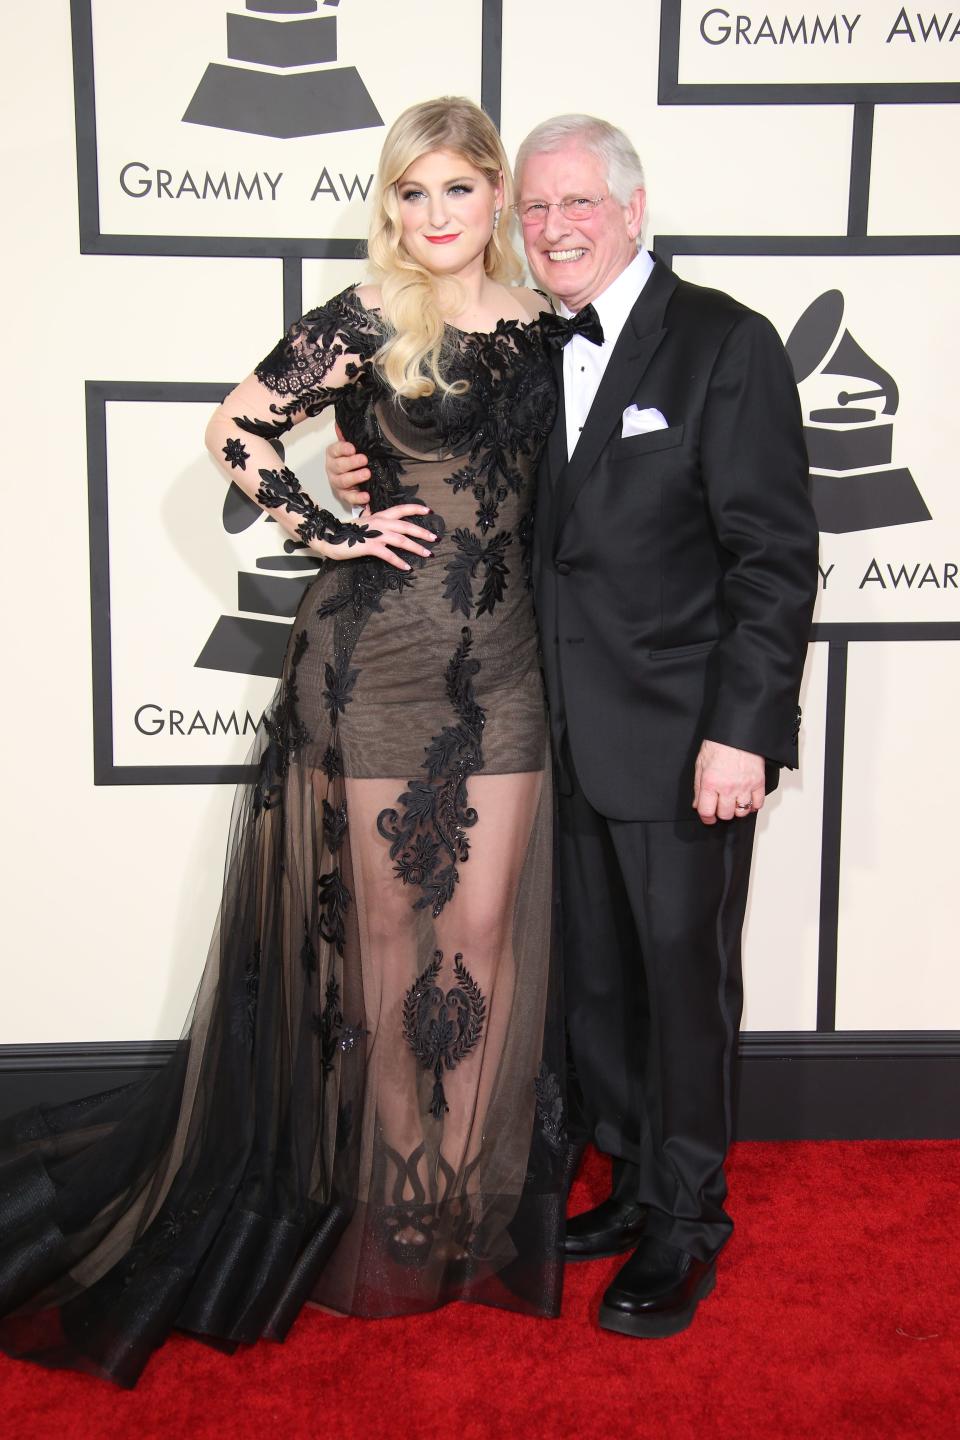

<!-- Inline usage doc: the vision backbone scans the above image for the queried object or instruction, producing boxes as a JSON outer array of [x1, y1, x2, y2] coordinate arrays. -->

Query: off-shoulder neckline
[[345, 283, 551, 338]]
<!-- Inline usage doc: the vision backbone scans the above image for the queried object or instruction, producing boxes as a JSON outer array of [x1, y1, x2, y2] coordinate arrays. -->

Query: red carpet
[[2, 1142, 957, 1440]]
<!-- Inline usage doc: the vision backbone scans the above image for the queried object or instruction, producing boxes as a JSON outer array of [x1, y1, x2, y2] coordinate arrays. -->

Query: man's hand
[[693, 739, 765, 825], [326, 425, 371, 510]]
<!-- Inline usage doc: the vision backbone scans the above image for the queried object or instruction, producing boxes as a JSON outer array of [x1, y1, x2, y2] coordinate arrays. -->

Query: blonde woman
[[0, 98, 565, 1385]]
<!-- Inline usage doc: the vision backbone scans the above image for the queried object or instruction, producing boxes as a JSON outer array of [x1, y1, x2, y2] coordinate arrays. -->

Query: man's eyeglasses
[[514, 196, 608, 227]]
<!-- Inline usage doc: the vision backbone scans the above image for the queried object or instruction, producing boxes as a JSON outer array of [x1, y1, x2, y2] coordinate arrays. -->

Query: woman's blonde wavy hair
[[367, 96, 522, 398]]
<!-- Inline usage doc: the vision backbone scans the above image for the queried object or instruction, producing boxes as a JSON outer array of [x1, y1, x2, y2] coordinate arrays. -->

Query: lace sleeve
[[255, 289, 380, 404], [205, 289, 382, 552]]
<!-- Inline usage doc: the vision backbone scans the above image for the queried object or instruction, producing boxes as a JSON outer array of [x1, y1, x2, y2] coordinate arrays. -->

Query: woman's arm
[[206, 303, 433, 569]]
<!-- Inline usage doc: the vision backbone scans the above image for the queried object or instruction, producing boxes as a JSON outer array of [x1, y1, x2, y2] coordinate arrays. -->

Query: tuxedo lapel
[[551, 259, 678, 545]]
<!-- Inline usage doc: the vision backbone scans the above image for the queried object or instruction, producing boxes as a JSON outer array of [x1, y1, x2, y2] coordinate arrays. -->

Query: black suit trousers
[[558, 742, 756, 1261]]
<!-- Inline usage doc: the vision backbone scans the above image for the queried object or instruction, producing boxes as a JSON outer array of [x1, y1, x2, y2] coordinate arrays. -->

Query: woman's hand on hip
[[317, 504, 434, 571]]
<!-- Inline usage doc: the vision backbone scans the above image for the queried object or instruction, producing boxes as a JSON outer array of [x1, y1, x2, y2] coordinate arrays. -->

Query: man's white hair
[[515, 114, 646, 204]]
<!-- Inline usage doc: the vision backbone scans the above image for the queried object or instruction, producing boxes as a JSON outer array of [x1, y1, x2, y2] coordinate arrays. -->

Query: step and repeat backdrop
[[2, 0, 958, 1052]]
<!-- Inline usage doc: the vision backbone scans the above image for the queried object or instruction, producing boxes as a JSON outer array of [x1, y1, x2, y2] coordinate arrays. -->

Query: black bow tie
[[541, 303, 605, 351]]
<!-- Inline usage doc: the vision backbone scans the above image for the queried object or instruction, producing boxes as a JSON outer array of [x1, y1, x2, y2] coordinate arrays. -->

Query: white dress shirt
[[561, 247, 655, 461]]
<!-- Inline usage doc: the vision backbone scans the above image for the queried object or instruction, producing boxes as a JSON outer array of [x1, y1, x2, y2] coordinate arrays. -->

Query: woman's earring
[[492, 206, 501, 231]]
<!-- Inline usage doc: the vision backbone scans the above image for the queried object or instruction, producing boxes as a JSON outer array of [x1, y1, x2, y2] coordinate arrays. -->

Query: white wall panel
[[836, 642, 960, 1031], [870, 105, 960, 236], [741, 643, 828, 1032], [301, 258, 368, 313]]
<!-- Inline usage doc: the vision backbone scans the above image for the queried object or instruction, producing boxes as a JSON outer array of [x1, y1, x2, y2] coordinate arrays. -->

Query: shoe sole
[[598, 1266, 717, 1338]]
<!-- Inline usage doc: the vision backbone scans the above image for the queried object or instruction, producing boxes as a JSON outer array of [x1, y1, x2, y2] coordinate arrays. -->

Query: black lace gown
[[0, 289, 566, 1386]]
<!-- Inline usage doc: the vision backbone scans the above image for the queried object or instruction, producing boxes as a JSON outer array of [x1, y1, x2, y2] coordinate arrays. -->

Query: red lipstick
[[425, 234, 459, 244]]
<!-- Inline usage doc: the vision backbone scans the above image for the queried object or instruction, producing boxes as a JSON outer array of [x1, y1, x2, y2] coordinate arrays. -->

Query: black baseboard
[[734, 1033, 960, 1139], [0, 1034, 957, 1140]]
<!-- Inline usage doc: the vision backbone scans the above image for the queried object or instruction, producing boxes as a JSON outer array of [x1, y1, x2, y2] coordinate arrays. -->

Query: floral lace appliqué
[[313, 975, 364, 1076], [318, 869, 351, 958], [253, 630, 311, 816], [229, 941, 261, 1047], [442, 528, 512, 619], [402, 950, 487, 1119], [376, 627, 485, 918], [222, 437, 249, 470], [255, 465, 379, 549], [534, 1063, 566, 1154], [438, 316, 557, 533], [122, 1184, 218, 1287]]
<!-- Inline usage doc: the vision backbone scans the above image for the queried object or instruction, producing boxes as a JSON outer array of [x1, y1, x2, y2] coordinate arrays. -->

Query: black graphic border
[[658, 0, 960, 106], [72, 0, 504, 259], [657, 234, 960, 262], [87, 380, 271, 787]]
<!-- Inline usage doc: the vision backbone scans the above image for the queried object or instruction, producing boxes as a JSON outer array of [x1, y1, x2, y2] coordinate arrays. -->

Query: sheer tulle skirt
[[0, 585, 566, 1386]]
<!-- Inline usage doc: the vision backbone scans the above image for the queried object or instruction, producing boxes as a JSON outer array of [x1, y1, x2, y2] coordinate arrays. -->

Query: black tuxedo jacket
[[533, 258, 820, 821]]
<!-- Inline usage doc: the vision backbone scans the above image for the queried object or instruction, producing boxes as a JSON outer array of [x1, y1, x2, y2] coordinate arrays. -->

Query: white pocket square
[[621, 405, 668, 438]]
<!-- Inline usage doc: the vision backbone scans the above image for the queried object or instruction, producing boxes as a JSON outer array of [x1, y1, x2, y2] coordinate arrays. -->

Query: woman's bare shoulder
[[512, 285, 555, 320], [354, 283, 383, 313]]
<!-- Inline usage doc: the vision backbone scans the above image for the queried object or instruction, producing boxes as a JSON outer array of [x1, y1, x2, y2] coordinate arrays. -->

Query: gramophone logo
[[196, 484, 320, 678], [785, 290, 931, 535], [183, 0, 382, 139]]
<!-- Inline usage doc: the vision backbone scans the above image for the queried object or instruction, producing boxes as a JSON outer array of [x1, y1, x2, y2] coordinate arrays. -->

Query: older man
[[327, 115, 819, 1337]]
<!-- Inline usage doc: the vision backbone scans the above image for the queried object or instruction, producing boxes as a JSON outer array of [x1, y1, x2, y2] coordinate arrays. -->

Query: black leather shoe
[[564, 1197, 646, 1261], [599, 1239, 716, 1337]]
